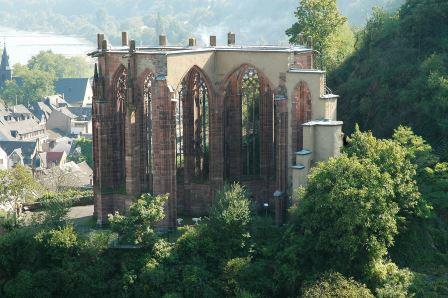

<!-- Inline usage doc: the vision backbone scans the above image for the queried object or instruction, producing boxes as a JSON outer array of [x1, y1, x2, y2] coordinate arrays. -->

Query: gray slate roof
[[0, 140, 37, 157], [55, 78, 90, 105], [67, 107, 92, 120], [30, 101, 53, 121]]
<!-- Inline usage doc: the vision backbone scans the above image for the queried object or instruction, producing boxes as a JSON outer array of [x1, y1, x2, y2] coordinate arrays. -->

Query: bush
[[39, 193, 71, 225], [369, 261, 414, 298], [208, 183, 252, 258], [302, 272, 374, 298], [108, 193, 168, 246]]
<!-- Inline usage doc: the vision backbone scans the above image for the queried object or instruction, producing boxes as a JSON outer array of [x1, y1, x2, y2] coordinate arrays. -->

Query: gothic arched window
[[111, 65, 128, 188], [176, 67, 210, 181], [114, 67, 128, 110], [176, 83, 185, 175], [142, 72, 154, 190], [241, 67, 261, 176]]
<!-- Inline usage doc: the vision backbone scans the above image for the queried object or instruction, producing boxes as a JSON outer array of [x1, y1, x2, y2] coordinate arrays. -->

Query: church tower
[[0, 45, 12, 88]]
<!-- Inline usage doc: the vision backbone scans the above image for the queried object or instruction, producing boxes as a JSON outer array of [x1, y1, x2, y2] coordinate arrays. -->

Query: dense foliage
[[1, 126, 447, 296], [329, 0, 448, 159], [292, 155, 399, 278], [302, 272, 374, 298]]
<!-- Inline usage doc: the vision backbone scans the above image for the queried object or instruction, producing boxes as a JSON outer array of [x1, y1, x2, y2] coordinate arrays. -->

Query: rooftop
[[90, 44, 314, 57], [0, 140, 37, 156], [55, 78, 91, 105], [89, 32, 314, 57]]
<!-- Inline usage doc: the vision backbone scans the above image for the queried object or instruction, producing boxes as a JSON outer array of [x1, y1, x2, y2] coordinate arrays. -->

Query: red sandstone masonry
[[152, 78, 177, 228], [93, 47, 320, 228]]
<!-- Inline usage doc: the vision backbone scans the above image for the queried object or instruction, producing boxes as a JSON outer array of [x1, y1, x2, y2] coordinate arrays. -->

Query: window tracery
[[241, 67, 261, 176]]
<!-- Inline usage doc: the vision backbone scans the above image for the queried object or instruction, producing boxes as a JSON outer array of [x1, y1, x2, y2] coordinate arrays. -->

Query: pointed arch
[[138, 69, 155, 192], [112, 64, 128, 111], [291, 81, 312, 159], [222, 64, 275, 179], [111, 65, 128, 189], [176, 66, 213, 182]]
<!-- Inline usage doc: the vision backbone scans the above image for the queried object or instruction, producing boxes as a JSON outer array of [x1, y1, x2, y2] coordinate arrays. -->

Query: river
[[0, 26, 94, 65]]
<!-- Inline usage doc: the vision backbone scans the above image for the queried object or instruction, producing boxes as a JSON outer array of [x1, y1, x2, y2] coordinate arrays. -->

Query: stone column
[[124, 57, 141, 197], [274, 97, 288, 225], [124, 108, 140, 196], [183, 90, 194, 185], [260, 83, 274, 179], [152, 76, 177, 229], [93, 60, 115, 224], [225, 81, 242, 179], [209, 90, 225, 188]]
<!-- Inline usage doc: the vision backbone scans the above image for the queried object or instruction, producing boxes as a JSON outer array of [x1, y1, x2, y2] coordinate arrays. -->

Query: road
[[68, 205, 94, 220]]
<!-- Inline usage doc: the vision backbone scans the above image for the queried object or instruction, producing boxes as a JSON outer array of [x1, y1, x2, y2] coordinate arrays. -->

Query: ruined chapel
[[91, 32, 343, 228]]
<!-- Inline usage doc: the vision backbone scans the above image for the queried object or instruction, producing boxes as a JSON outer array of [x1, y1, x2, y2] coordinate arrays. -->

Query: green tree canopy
[[27, 51, 91, 79], [0, 67, 54, 105], [286, 0, 354, 70], [207, 183, 252, 257], [344, 125, 429, 221], [70, 137, 93, 168], [329, 0, 448, 159], [292, 154, 398, 278]]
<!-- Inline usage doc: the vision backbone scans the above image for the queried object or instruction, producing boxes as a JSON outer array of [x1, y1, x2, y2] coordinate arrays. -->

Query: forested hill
[[329, 0, 448, 159], [0, 0, 401, 46]]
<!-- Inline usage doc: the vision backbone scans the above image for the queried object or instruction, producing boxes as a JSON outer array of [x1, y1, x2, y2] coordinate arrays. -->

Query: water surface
[[0, 26, 94, 65]]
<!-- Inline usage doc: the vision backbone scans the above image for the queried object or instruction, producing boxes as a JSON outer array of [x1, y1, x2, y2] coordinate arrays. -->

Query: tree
[[37, 166, 80, 192], [344, 125, 429, 221], [392, 125, 437, 171], [208, 183, 252, 258], [292, 154, 398, 278], [1, 51, 92, 105], [0, 67, 54, 105], [0, 166, 42, 225], [27, 50, 91, 78], [108, 193, 168, 246], [38, 193, 71, 225], [286, 0, 353, 70], [329, 0, 448, 159]]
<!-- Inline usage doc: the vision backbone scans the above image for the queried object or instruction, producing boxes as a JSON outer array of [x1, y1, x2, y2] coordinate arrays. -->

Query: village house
[[55, 78, 93, 107], [46, 106, 92, 136], [0, 140, 39, 168], [0, 105, 47, 145]]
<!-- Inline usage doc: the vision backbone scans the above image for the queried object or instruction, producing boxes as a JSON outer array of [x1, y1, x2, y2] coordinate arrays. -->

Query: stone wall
[[92, 44, 341, 227]]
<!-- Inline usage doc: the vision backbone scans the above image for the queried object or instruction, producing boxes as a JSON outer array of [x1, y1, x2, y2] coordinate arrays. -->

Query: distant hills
[[0, 0, 403, 46]]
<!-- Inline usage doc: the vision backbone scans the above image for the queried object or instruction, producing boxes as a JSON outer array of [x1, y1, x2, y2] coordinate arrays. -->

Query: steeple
[[1, 44, 11, 71], [0, 43, 12, 88]]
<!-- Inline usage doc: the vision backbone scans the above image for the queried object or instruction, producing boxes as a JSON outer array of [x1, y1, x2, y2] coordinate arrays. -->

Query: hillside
[[329, 0, 448, 159], [0, 0, 402, 46]]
